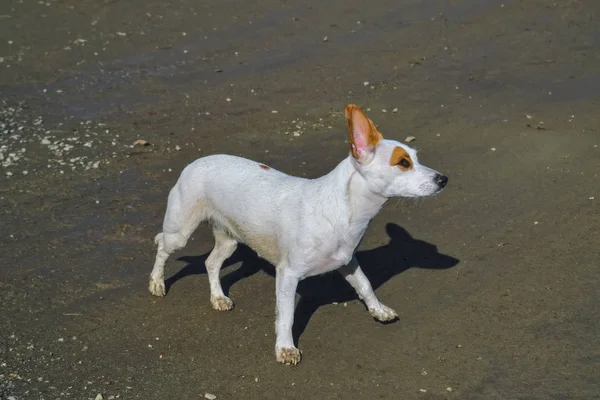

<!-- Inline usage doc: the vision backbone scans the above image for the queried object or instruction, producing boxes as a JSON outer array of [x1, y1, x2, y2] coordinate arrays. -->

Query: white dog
[[149, 104, 448, 365]]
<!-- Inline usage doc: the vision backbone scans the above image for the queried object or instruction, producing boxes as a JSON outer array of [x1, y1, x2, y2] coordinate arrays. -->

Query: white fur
[[149, 107, 447, 365]]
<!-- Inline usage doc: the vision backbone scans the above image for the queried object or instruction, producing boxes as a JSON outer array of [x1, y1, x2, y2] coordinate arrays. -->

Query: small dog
[[149, 104, 448, 365]]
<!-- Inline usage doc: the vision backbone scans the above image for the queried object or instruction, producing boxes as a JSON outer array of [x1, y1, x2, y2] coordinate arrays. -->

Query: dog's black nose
[[435, 174, 448, 188]]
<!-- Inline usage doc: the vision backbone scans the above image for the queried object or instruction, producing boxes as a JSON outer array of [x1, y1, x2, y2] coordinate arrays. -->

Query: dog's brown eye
[[399, 158, 411, 168]]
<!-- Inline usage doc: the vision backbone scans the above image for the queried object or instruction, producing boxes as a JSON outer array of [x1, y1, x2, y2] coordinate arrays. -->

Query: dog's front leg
[[274, 267, 302, 365], [338, 257, 398, 322]]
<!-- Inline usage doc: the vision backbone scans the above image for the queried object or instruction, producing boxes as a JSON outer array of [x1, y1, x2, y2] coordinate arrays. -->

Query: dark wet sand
[[1, 0, 599, 398]]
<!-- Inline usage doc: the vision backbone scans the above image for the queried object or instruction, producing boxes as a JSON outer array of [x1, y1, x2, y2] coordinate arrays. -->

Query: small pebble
[[588, 197, 594, 200], [95, 394, 103, 400], [405, 136, 416, 143], [205, 394, 217, 400], [392, 108, 398, 113], [447, 387, 453, 392], [175, 145, 181, 151], [419, 389, 427, 393], [491, 147, 496, 151]]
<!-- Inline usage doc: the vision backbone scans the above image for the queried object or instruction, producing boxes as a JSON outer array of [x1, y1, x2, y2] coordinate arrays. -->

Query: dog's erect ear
[[345, 104, 383, 164]]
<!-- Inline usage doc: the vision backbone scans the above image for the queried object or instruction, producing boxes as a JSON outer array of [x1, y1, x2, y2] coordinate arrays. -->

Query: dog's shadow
[[166, 223, 459, 345]]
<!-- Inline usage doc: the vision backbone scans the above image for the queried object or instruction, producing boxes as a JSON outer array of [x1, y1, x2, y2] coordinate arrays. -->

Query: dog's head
[[345, 104, 447, 198]]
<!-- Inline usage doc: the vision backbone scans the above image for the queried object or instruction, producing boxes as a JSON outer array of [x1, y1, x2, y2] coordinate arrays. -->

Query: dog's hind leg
[[149, 230, 199, 296], [149, 232, 171, 296], [149, 186, 206, 297], [205, 227, 238, 311]]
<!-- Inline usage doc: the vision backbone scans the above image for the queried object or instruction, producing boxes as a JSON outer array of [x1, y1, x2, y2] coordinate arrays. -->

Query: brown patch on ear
[[259, 164, 270, 170], [345, 104, 384, 159], [390, 146, 414, 171]]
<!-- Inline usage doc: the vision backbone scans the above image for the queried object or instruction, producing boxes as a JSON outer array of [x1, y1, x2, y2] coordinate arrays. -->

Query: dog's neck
[[325, 157, 388, 227], [348, 166, 388, 225]]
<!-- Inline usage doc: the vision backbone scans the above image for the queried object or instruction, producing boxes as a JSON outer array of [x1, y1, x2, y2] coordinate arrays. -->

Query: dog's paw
[[369, 303, 398, 322], [149, 278, 166, 297], [211, 295, 234, 311], [276, 347, 302, 365]]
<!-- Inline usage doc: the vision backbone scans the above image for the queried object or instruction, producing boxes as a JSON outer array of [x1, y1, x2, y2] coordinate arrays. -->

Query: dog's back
[[165, 154, 303, 264]]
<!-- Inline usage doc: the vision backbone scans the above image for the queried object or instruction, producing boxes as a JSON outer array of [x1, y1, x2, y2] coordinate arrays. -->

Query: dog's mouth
[[416, 179, 448, 197], [433, 186, 446, 195]]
